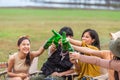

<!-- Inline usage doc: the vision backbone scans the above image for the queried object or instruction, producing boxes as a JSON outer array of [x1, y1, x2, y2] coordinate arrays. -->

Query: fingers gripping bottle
[[43, 35, 55, 49], [61, 32, 74, 52], [52, 30, 62, 47]]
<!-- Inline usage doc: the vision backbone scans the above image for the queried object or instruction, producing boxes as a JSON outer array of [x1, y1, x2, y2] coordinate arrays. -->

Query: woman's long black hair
[[17, 36, 31, 66], [81, 29, 100, 50]]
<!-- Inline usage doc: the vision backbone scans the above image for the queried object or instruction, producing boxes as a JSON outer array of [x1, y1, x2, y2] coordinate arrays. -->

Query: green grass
[[0, 8, 120, 68]]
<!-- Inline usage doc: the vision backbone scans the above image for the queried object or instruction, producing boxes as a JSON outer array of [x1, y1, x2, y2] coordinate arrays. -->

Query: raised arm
[[72, 45, 104, 57], [31, 36, 55, 57], [31, 46, 45, 58], [31, 30, 62, 58], [70, 52, 120, 72], [68, 37, 82, 46]]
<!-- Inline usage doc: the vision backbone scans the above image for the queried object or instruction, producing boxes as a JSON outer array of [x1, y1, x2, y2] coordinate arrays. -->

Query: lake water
[[0, 0, 119, 10]]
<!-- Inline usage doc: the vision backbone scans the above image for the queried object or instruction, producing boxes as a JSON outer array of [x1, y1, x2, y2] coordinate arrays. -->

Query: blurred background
[[0, 0, 120, 10], [0, 0, 120, 69]]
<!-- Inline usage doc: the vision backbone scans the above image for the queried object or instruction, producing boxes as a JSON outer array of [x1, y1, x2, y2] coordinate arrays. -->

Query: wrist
[[78, 54, 81, 60]]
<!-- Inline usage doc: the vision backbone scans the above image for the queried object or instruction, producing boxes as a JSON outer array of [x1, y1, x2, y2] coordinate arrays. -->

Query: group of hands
[[43, 30, 81, 66], [43, 30, 74, 52]]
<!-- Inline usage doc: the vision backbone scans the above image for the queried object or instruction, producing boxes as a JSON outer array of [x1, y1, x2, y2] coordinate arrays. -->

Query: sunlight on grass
[[0, 8, 120, 68]]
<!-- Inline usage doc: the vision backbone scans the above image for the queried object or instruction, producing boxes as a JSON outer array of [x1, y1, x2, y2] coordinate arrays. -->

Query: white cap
[[110, 31, 120, 40]]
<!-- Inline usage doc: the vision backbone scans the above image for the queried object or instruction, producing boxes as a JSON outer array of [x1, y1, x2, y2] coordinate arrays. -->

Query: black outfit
[[41, 44, 73, 79]]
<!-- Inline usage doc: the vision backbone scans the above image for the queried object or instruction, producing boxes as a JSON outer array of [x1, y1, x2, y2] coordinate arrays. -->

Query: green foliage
[[0, 8, 120, 68]]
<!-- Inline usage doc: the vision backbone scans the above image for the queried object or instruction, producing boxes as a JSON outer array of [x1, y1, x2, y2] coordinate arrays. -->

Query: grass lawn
[[0, 8, 120, 68]]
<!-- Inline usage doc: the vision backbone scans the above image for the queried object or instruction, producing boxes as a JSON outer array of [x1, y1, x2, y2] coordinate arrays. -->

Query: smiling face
[[17, 36, 31, 55], [81, 29, 100, 49], [82, 32, 95, 45], [18, 39, 30, 55]]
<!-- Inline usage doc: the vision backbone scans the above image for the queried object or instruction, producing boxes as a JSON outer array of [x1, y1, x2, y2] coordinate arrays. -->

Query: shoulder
[[9, 52, 17, 61]]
